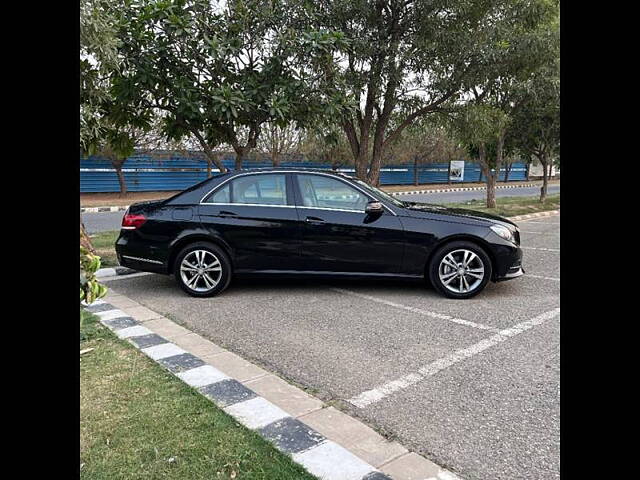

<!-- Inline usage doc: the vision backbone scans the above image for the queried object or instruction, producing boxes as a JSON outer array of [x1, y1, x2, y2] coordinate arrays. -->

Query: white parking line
[[519, 219, 560, 224], [331, 288, 499, 332], [519, 230, 560, 235], [100, 272, 154, 282], [348, 307, 560, 408], [521, 246, 560, 252], [526, 274, 560, 282]]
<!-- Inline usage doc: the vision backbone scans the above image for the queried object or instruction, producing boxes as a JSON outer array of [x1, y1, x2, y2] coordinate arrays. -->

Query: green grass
[[80, 309, 317, 480], [89, 231, 120, 267], [444, 193, 560, 217]]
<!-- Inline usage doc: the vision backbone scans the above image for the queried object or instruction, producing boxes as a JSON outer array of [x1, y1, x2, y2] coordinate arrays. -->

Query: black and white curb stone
[[81, 205, 129, 213], [82, 299, 403, 480], [388, 182, 540, 196], [510, 210, 560, 222]]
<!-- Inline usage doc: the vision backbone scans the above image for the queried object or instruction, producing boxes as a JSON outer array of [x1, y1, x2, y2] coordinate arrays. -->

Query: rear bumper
[[115, 232, 169, 274]]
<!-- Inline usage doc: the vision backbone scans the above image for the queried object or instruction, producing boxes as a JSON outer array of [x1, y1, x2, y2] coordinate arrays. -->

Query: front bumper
[[489, 241, 524, 282], [495, 265, 525, 282]]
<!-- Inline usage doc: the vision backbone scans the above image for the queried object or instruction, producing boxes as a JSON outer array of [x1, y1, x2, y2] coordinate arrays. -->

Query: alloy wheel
[[438, 249, 485, 294], [179, 250, 222, 293]]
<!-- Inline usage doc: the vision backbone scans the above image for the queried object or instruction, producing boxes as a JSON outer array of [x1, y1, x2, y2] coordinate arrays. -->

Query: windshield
[[351, 178, 406, 207]]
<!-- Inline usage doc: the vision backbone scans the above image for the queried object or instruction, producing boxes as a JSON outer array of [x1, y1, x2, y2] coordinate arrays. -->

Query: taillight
[[122, 212, 147, 230]]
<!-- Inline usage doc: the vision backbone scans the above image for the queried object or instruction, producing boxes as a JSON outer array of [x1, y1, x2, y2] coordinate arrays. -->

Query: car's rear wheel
[[428, 241, 492, 299], [174, 242, 232, 297]]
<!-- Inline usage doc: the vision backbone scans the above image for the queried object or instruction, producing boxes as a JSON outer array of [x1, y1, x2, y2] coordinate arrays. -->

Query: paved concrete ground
[[105, 215, 560, 480], [81, 184, 560, 233]]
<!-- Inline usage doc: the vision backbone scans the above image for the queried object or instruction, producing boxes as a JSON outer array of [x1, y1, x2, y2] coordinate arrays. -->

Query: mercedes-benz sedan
[[116, 168, 524, 299]]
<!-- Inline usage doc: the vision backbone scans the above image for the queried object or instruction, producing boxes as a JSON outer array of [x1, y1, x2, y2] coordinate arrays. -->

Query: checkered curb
[[81, 205, 129, 213], [510, 210, 560, 221], [388, 182, 540, 196], [82, 297, 464, 480]]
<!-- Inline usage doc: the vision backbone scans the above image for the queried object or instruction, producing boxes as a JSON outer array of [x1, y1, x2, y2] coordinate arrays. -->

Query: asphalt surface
[[105, 215, 560, 480], [397, 184, 560, 204], [81, 184, 560, 233]]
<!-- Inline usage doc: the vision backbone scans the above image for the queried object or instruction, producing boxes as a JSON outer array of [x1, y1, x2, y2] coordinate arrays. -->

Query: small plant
[[80, 242, 107, 305]]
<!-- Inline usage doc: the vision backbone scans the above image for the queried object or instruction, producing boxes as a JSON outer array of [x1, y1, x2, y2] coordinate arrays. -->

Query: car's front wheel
[[174, 242, 232, 297], [428, 241, 492, 299]]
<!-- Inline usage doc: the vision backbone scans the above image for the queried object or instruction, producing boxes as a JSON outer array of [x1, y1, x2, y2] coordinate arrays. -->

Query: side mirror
[[365, 201, 384, 214]]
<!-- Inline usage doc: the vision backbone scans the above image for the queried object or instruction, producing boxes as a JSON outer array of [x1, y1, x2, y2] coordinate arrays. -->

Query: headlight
[[490, 224, 513, 241]]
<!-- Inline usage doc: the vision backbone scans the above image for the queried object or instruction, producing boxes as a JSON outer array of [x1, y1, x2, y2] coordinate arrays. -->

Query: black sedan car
[[116, 168, 523, 299]]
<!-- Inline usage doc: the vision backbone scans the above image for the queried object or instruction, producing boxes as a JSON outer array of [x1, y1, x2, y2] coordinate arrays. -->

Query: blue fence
[[80, 153, 527, 193]]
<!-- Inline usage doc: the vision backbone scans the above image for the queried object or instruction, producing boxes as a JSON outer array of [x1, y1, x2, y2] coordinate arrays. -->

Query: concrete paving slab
[[244, 374, 325, 418], [171, 332, 227, 358], [143, 317, 192, 340], [300, 407, 408, 468], [201, 351, 270, 383]]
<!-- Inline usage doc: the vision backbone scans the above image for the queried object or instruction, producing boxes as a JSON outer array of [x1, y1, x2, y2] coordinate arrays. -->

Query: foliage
[[80, 241, 107, 305], [112, 0, 348, 170], [300, 125, 354, 169], [386, 116, 464, 165], [297, 0, 557, 185], [80, 0, 123, 154]]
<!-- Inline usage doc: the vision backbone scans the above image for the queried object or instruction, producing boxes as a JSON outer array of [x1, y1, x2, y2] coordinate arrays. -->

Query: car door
[[292, 173, 405, 274], [198, 172, 301, 271]]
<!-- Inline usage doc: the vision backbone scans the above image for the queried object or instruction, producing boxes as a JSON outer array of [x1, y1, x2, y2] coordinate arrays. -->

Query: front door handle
[[219, 210, 238, 218], [305, 216, 325, 224]]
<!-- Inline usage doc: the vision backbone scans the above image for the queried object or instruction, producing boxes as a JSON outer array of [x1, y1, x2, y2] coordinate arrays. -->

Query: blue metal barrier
[[80, 153, 527, 193]]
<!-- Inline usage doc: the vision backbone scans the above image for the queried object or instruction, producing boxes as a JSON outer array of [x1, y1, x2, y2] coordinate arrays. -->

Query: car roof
[[227, 167, 353, 179]]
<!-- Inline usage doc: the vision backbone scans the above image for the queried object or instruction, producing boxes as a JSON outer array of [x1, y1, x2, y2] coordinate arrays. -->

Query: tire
[[428, 240, 492, 299], [173, 242, 232, 297]]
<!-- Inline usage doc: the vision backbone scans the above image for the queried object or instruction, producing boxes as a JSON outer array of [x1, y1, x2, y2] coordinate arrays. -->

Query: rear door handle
[[219, 210, 238, 218], [305, 216, 325, 224]]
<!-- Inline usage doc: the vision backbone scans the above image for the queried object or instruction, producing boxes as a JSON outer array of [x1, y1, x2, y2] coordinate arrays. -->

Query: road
[[104, 214, 560, 480], [396, 183, 560, 204], [82, 183, 560, 233]]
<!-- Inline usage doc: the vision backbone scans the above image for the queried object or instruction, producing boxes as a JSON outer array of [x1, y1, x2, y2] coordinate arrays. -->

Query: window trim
[[292, 172, 397, 215], [200, 172, 292, 207], [199, 170, 396, 215]]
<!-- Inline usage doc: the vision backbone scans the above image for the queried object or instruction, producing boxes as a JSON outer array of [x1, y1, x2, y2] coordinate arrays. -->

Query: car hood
[[399, 201, 517, 228]]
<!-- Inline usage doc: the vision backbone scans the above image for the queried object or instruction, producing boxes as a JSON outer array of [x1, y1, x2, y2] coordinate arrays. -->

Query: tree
[[300, 0, 555, 186], [385, 117, 463, 185], [112, 0, 346, 172], [451, 103, 511, 208], [80, 0, 124, 256], [510, 53, 560, 201], [300, 126, 354, 170], [80, 0, 122, 154], [257, 123, 303, 167]]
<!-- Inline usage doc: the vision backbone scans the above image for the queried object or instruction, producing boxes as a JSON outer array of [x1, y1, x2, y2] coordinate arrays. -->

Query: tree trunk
[[479, 144, 497, 209], [206, 158, 212, 178], [539, 153, 549, 202], [272, 151, 281, 167], [526, 161, 531, 181], [447, 161, 452, 185], [414, 156, 419, 186], [504, 163, 512, 183], [115, 164, 127, 197], [486, 172, 497, 208]]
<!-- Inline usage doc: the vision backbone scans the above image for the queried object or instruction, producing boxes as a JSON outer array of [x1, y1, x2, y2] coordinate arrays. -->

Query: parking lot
[[105, 214, 560, 480]]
